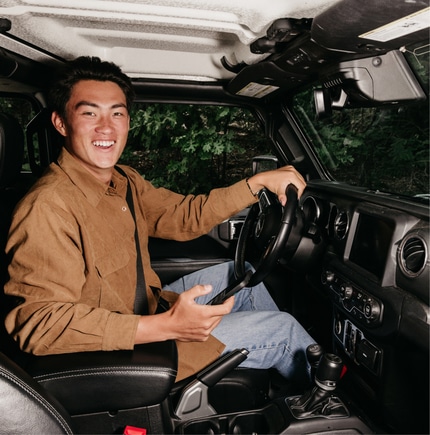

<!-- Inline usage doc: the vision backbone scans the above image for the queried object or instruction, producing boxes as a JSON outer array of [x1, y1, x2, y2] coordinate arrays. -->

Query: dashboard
[[298, 181, 430, 372], [297, 180, 429, 430]]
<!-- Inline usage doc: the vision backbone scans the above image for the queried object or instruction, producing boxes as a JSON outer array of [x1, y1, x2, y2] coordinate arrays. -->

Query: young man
[[4, 57, 314, 382]]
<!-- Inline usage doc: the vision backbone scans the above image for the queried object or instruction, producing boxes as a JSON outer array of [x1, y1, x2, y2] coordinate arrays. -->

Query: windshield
[[293, 43, 429, 200]]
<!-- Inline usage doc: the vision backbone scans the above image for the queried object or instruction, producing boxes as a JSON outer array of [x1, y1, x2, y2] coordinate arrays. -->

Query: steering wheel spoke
[[234, 184, 300, 286]]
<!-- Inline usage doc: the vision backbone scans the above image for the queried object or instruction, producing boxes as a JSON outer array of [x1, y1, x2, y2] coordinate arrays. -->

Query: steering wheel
[[234, 183, 299, 287]]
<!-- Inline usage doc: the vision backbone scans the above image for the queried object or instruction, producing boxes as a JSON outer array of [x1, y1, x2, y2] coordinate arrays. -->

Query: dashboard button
[[343, 285, 353, 299]]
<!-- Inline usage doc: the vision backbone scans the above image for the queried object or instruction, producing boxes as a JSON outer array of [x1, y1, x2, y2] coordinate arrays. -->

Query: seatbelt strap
[[115, 166, 148, 315]]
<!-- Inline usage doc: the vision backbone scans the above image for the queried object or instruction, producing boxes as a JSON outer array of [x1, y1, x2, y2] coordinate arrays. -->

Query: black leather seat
[[0, 342, 178, 434], [26, 342, 178, 416], [0, 345, 270, 435], [0, 351, 75, 435]]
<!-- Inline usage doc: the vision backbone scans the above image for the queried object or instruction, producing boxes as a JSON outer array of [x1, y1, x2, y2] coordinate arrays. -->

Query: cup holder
[[230, 413, 269, 434], [179, 419, 220, 434], [177, 412, 272, 434]]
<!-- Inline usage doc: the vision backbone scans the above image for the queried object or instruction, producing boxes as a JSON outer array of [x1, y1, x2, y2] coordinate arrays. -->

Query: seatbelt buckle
[[123, 425, 147, 435]]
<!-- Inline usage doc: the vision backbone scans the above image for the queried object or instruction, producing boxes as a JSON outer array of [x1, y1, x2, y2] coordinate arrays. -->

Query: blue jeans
[[163, 261, 314, 385]]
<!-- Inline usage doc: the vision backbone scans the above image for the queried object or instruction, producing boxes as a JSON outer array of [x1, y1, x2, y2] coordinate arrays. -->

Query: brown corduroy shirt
[[4, 148, 257, 379]]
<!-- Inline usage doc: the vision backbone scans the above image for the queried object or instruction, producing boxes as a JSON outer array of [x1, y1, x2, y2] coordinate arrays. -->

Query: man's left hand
[[247, 165, 306, 206]]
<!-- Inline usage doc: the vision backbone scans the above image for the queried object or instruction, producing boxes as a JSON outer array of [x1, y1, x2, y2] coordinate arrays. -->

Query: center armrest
[[25, 341, 177, 415]]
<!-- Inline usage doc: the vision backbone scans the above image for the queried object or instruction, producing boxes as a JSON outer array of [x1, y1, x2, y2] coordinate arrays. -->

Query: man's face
[[52, 79, 130, 183]]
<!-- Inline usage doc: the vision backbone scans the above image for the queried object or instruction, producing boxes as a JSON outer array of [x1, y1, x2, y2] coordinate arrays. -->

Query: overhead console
[[225, 0, 429, 104], [225, 27, 336, 99]]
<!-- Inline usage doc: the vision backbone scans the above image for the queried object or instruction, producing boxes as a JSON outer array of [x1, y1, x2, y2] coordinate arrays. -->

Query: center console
[[176, 399, 372, 434], [322, 268, 383, 376], [174, 346, 374, 434]]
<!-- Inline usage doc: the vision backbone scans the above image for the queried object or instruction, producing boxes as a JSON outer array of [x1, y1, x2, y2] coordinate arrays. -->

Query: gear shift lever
[[287, 349, 347, 419], [306, 343, 324, 382]]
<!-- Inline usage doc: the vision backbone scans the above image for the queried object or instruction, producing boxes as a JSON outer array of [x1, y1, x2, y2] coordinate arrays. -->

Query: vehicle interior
[[0, 0, 429, 434]]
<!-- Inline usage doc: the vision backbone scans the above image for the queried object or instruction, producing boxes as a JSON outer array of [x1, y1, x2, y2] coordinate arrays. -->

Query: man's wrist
[[246, 177, 263, 197], [245, 178, 260, 197]]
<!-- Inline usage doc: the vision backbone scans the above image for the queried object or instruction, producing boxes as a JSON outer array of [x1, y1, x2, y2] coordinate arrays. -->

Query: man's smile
[[92, 140, 115, 148]]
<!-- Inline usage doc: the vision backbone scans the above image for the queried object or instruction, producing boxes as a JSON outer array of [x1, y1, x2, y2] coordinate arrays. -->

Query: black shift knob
[[306, 344, 324, 381], [315, 353, 343, 391], [306, 344, 324, 364]]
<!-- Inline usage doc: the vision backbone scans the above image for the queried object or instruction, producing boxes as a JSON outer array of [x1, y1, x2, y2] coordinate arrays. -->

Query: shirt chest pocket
[[94, 248, 131, 279], [93, 248, 136, 312]]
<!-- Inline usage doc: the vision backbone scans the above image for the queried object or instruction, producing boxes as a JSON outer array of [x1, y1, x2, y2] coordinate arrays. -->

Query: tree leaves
[[121, 104, 269, 194]]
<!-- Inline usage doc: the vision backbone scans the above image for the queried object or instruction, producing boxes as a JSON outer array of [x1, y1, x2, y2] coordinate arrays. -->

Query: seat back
[[0, 117, 74, 435], [0, 112, 25, 262], [0, 113, 27, 360], [0, 351, 75, 435], [0, 112, 25, 189]]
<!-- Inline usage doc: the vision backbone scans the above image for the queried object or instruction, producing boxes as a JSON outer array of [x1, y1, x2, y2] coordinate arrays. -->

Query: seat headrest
[[0, 113, 25, 189]]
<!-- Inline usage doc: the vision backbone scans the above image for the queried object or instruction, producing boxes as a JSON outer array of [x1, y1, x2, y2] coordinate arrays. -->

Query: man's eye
[[83, 111, 96, 116], [113, 112, 125, 117]]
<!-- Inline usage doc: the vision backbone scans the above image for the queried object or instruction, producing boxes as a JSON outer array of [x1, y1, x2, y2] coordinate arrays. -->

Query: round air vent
[[398, 234, 428, 277], [334, 210, 349, 240], [302, 196, 321, 224]]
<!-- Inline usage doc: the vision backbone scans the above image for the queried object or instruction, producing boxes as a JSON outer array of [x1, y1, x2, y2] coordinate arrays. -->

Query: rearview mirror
[[314, 50, 426, 116]]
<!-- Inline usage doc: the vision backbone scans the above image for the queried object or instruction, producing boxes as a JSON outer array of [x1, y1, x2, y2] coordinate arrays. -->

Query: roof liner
[[0, 0, 339, 81]]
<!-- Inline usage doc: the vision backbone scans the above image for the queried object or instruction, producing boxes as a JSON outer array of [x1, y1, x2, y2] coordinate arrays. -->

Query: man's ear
[[51, 112, 67, 137]]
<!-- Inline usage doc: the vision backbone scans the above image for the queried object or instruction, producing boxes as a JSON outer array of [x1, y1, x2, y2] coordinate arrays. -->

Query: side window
[[120, 103, 272, 194], [0, 96, 36, 173]]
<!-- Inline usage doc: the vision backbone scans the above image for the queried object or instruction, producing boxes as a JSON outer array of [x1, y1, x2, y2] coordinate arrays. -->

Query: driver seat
[[0, 113, 278, 433], [0, 344, 273, 434]]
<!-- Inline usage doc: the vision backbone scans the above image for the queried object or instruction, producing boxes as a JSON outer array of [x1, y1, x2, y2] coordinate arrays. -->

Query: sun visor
[[311, 0, 429, 54]]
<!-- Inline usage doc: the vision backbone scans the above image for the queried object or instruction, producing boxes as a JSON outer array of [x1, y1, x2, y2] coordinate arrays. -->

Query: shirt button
[[122, 206, 127, 211]]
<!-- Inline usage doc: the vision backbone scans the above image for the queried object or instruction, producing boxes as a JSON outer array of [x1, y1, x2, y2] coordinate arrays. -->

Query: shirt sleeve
[[4, 195, 139, 355], [125, 168, 258, 240]]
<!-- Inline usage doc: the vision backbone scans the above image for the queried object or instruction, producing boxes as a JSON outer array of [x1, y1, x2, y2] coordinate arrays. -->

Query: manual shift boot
[[287, 351, 349, 419]]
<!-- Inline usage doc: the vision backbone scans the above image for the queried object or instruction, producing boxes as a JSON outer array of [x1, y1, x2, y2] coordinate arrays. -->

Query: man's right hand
[[134, 284, 234, 345]]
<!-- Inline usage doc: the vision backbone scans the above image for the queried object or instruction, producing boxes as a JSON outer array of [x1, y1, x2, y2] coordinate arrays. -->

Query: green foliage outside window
[[294, 90, 429, 196], [120, 104, 271, 194]]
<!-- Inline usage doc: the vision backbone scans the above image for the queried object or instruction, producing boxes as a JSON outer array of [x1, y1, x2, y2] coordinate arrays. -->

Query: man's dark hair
[[48, 56, 135, 119]]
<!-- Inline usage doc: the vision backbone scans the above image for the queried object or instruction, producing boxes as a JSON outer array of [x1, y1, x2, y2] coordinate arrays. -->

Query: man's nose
[[95, 115, 114, 133]]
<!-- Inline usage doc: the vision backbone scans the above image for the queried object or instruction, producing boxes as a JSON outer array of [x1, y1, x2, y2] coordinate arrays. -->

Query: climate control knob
[[322, 270, 335, 284], [364, 298, 381, 321]]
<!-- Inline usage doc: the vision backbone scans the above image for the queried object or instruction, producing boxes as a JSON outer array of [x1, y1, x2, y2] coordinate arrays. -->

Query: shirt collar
[[56, 147, 127, 206]]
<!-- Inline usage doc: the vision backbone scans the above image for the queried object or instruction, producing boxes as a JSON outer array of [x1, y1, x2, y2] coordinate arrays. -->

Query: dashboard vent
[[399, 234, 427, 277], [334, 210, 349, 240]]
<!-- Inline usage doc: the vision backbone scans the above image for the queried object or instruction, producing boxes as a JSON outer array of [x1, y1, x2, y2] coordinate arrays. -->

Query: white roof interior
[[0, 0, 340, 80]]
